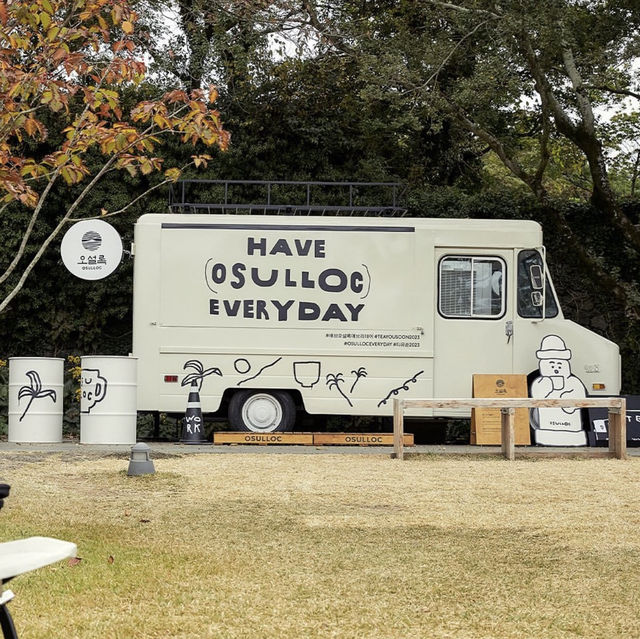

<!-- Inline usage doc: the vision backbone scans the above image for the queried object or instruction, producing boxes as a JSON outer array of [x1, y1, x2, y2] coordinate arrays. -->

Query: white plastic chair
[[0, 486, 76, 639]]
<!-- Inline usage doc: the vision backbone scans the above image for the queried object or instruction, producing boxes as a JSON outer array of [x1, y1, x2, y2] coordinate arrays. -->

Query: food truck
[[131, 203, 620, 435]]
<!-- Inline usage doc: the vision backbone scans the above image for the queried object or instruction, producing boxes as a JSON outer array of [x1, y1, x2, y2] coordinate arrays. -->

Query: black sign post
[[586, 395, 640, 447]]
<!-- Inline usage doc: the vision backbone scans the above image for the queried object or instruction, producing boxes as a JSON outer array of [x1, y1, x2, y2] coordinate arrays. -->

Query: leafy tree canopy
[[290, 0, 640, 312], [0, 0, 229, 314]]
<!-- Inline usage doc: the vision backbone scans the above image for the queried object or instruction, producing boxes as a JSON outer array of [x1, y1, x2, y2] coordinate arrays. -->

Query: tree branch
[[416, 19, 494, 91], [0, 142, 144, 314], [561, 45, 595, 133], [422, 0, 500, 19], [517, 33, 640, 250], [584, 85, 640, 101], [533, 105, 552, 191], [444, 101, 635, 310], [68, 174, 182, 221], [519, 36, 577, 138], [448, 102, 541, 195], [0, 169, 61, 286], [0, 66, 121, 285], [632, 149, 640, 198], [0, 211, 71, 315], [300, 0, 351, 54]]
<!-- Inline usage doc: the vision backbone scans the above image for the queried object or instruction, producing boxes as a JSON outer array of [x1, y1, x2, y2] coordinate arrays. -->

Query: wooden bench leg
[[501, 407, 515, 461], [608, 401, 627, 460], [393, 399, 405, 460]]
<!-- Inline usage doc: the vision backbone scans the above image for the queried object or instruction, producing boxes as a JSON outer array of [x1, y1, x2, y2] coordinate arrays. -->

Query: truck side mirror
[[529, 264, 544, 290], [531, 291, 543, 307]]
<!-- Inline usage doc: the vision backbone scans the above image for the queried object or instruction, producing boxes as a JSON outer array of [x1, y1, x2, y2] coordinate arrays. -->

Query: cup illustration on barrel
[[81, 369, 108, 413], [293, 361, 321, 388]]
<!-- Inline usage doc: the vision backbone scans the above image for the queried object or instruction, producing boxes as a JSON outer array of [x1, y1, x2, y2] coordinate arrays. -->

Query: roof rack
[[168, 180, 408, 217]]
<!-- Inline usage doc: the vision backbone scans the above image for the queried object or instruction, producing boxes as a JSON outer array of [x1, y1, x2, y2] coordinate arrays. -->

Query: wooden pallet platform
[[214, 432, 313, 445], [312, 433, 414, 446], [213, 432, 414, 446]]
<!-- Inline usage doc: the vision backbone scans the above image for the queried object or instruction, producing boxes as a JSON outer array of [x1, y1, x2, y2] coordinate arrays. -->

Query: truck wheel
[[228, 390, 296, 433]]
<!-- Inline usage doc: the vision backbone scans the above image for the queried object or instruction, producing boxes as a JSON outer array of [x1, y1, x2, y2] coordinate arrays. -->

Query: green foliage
[[0, 179, 141, 357], [603, 111, 640, 198], [0, 79, 171, 356], [1, 0, 640, 400]]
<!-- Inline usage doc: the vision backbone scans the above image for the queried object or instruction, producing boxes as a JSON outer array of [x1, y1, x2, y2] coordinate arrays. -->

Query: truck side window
[[439, 256, 505, 318], [517, 250, 559, 318]]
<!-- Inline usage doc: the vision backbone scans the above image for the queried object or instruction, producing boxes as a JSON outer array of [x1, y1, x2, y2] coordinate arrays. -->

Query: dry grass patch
[[1, 453, 639, 638]]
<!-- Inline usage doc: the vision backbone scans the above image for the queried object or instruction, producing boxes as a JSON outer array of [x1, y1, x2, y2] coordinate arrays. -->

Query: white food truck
[[131, 213, 620, 433]]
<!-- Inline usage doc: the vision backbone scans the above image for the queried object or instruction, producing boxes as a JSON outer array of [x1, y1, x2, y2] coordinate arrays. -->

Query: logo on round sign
[[61, 220, 123, 280]]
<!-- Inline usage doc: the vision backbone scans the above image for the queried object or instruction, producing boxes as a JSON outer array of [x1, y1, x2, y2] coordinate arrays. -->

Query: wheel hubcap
[[242, 394, 282, 432]]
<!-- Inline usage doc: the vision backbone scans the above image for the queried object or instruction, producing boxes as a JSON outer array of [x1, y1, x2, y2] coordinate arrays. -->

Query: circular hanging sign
[[60, 219, 123, 280]]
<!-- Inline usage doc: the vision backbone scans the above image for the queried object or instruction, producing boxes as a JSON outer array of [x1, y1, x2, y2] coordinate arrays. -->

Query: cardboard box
[[471, 374, 531, 445]]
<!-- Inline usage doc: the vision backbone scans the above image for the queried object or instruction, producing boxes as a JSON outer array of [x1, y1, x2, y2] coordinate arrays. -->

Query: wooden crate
[[313, 432, 414, 446], [471, 374, 531, 445]]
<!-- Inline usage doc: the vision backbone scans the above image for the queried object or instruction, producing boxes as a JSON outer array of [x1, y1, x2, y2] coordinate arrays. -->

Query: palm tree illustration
[[326, 373, 353, 407], [350, 367, 368, 393], [181, 360, 222, 390], [18, 371, 57, 421]]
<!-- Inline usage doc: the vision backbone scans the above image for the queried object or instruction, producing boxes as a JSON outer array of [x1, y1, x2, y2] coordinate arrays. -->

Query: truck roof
[[136, 214, 543, 248]]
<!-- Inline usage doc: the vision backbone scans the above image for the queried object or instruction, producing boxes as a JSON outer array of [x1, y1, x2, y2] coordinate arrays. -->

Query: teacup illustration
[[550, 375, 564, 390], [81, 368, 108, 413], [293, 361, 321, 388]]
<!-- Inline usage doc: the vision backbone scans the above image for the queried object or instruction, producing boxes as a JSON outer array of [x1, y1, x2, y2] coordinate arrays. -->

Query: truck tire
[[228, 390, 296, 433]]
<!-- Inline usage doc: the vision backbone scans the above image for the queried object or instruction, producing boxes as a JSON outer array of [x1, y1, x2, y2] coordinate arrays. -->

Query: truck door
[[433, 249, 514, 400]]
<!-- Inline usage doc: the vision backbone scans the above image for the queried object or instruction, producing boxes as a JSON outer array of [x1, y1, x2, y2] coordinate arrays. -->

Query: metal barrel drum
[[80, 356, 137, 444], [8, 357, 64, 443]]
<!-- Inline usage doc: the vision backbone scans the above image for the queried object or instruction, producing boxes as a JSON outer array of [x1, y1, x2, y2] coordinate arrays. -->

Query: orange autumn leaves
[[0, 0, 228, 206]]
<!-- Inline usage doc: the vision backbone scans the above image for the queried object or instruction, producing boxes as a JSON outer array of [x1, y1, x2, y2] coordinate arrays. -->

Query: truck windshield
[[517, 250, 559, 318]]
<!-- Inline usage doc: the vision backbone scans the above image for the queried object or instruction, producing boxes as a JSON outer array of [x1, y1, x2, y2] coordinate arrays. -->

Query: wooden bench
[[392, 397, 627, 460]]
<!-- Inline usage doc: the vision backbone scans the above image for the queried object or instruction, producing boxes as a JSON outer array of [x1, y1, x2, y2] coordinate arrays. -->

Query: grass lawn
[[0, 451, 639, 638]]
